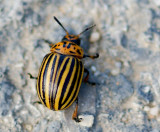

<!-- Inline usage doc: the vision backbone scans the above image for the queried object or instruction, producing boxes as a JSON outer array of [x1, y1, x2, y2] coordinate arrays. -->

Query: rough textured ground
[[0, 0, 160, 132]]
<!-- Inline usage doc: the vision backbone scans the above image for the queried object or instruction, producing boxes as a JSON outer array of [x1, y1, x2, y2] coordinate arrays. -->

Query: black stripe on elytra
[[55, 48, 60, 50], [76, 49, 81, 55], [64, 60, 83, 109], [67, 43, 71, 49], [37, 53, 50, 102], [56, 58, 70, 106], [51, 54, 66, 109], [62, 58, 79, 107], [48, 54, 57, 109], [41, 53, 54, 106], [58, 58, 75, 109], [56, 58, 70, 88]]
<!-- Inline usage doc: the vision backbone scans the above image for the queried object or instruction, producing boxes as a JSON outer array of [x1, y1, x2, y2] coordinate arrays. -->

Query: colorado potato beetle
[[28, 16, 99, 122]]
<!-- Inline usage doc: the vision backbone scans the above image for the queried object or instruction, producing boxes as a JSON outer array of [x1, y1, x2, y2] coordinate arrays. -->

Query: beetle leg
[[33, 101, 42, 104], [42, 39, 54, 47], [84, 68, 89, 82], [84, 69, 96, 85], [72, 98, 82, 122], [83, 53, 99, 59], [28, 73, 37, 80]]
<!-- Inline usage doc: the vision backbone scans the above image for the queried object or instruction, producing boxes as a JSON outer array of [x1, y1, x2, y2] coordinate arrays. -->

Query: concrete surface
[[0, 0, 160, 131]]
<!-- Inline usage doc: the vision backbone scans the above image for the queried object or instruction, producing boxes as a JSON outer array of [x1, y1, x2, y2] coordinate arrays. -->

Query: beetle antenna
[[54, 16, 69, 35], [78, 24, 96, 36]]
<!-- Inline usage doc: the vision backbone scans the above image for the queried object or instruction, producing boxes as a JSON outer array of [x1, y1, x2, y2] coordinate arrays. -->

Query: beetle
[[28, 16, 99, 122]]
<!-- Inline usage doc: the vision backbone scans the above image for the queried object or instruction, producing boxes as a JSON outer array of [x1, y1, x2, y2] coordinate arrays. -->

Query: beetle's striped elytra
[[37, 53, 84, 111], [28, 16, 99, 122]]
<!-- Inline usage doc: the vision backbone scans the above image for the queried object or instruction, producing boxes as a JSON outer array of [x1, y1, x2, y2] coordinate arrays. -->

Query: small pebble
[[142, 85, 151, 93], [90, 32, 100, 42], [91, 66, 97, 72], [78, 114, 94, 127], [144, 106, 150, 112], [111, 69, 120, 76], [24, 124, 33, 131], [149, 106, 159, 116], [15, 63, 24, 68]]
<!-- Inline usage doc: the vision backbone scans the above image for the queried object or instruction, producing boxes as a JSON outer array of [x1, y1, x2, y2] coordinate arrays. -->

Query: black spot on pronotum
[[67, 43, 71, 49], [69, 51, 75, 54], [63, 43, 66, 47], [76, 49, 81, 55], [53, 45, 57, 48]]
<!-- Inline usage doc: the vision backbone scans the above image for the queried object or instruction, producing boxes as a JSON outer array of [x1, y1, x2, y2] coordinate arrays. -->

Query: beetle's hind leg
[[84, 68, 97, 85], [28, 73, 37, 80], [83, 53, 99, 59], [33, 101, 42, 104], [72, 98, 82, 122]]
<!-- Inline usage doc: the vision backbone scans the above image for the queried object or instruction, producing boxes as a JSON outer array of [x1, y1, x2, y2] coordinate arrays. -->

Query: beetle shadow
[[64, 23, 99, 125]]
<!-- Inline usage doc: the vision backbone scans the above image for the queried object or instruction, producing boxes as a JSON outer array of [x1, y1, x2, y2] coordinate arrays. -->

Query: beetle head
[[54, 16, 95, 46], [62, 34, 81, 45]]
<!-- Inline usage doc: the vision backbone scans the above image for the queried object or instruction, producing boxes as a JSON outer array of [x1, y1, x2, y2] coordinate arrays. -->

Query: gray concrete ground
[[0, 0, 160, 131]]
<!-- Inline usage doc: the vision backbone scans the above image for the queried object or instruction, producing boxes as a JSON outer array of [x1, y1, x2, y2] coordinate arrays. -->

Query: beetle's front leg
[[72, 98, 82, 122], [42, 39, 54, 47], [83, 53, 99, 59], [28, 73, 37, 80]]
